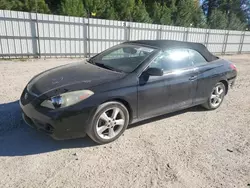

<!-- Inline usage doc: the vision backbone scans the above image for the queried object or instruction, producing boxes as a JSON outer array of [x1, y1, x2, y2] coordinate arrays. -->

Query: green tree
[[114, 0, 135, 21], [208, 9, 228, 29], [150, 2, 162, 24], [60, 0, 86, 16], [160, 3, 172, 25], [149, 2, 171, 25], [205, 0, 220, 18], [84, 0, 107, 18], [0, 0, 49, 13], [102, 0, 118, 20], [205, 0, 246, 30], [22, 0, 50, 13], [227, 13, 246, 30], [0, 0, 15, 9], [175, 0, 195, 27], [132, 0, 151, 23], [219, 0, 246, 29], [193, 6, 207, 28], [45, 0, 61, 14]]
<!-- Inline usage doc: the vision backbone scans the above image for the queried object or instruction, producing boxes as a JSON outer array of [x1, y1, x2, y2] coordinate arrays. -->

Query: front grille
[[20, 89, 37, 105]]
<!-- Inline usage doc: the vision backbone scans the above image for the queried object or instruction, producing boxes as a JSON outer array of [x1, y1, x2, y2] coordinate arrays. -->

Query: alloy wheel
[[210, 85, 224, 108], [96, 107, 125, 139]]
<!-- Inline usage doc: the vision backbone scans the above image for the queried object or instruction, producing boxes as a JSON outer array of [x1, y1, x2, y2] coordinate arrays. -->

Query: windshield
[[89, 44, 156, 73]]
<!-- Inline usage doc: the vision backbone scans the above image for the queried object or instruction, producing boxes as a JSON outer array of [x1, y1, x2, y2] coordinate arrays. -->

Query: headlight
[[41, 90, 94, 109]]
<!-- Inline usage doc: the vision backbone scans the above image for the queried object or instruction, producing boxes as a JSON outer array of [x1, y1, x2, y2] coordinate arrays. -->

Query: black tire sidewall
[[87, 102, 129, 144]]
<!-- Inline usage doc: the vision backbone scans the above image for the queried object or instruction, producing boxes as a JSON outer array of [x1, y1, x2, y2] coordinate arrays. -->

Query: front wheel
[[87, 101, 129, 144], [202, 82, 226, 110]]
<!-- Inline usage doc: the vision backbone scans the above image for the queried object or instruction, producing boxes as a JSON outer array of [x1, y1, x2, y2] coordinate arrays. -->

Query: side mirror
[[145, 67, 163, 76]]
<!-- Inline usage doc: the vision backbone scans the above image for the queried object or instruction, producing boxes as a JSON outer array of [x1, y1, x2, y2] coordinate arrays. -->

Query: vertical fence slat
[[83, 18, 88, 57], [157, 25, 162, 40], [238, 31, 245, 54], [10, 11, 17, 58], [17, 12, 23, 58], [204, 29, 210, 47], [3, 11, 11, 58], [222, 30, 230, 54], [36, 13, 41, 58], [87, 17, 91, 57], [53, 15, 57, 57]]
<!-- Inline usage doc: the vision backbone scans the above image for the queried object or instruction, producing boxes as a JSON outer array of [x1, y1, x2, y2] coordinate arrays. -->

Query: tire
[[87, 101, 129, 144], [202, 82, 226, 110]]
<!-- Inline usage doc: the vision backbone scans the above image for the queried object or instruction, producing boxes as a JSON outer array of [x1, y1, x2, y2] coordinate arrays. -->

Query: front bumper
[[20, 100, 96, 140]]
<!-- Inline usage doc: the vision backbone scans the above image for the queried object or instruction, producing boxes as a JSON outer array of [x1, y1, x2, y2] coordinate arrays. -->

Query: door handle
[[189, 75, 197, 81]]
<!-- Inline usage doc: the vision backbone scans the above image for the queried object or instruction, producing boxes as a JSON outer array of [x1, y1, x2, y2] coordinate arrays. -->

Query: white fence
[[0, 10, 250, 58]]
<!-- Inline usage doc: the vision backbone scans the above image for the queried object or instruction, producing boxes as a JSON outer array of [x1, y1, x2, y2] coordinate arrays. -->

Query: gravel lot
[[0, 55, 249, 188]]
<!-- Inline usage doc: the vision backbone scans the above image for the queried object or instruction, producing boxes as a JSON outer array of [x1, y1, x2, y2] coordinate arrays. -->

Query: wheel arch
[[104, 98, 133, 123], [219, 80, 229, 95]]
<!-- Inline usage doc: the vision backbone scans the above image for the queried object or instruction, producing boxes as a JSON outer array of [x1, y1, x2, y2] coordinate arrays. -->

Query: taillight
[[230, 63, 237, 71]]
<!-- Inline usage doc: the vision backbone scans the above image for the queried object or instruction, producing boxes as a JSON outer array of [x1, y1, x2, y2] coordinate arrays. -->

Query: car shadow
[[0, 100, 206, 157], [0, 100, 96, 157]]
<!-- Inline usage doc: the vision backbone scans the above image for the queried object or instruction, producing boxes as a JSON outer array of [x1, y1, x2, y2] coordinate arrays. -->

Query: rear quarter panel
[[194, 59, 231, 104]]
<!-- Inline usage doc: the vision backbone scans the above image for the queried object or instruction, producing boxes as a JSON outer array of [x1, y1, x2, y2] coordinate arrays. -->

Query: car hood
[[27, 61, 125, 95]]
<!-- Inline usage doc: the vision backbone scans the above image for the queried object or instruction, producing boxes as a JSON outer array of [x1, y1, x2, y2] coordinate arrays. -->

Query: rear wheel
[[202, 82, 226, 110], [87, 101, 129, 144]]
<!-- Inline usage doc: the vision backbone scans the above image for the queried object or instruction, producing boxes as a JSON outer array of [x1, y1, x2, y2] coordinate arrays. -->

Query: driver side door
[[137, 52, 171, 119], [137, 49, 197, 119]]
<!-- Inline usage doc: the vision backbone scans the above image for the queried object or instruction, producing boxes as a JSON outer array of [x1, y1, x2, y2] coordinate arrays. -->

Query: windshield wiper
[[94, 62, 124, 73]]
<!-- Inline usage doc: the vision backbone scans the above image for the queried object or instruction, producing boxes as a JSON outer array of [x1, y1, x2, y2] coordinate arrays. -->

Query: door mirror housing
[[145, 67, 163, 76]]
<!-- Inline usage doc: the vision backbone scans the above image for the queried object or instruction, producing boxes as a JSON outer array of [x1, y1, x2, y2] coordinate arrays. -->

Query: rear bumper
[[228, 76, 236, 89], [20, 101, 96, 140]]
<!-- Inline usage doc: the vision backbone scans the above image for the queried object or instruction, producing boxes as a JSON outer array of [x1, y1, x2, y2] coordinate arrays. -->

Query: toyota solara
[[20, 40, 237, 144]]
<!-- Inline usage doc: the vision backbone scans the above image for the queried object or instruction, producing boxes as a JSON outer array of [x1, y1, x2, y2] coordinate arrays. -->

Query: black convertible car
[[20, 40, 237, 144]]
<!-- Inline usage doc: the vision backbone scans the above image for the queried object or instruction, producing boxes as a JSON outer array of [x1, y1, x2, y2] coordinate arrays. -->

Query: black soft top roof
[[124, 40, 218, 62]]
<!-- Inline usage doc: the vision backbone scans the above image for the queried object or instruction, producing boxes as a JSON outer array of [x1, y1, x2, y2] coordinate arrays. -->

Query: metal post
[[183, 27, 189, 41], [35, 12, 41, 58], [157, 26, 162, 40], [87, 13, 91, 57], [23, 11, 29, 58], [123, 22, 127, 41], [53, 15, 57, 58], [204, 29, 210, 47], [17, 12, 23, 58], [238, 31, 245, 54], [222, 30, 229, 55], [0, 34, 3, 58], [34, 0, 41, 58], [124, 22, 130, 41], [83, 18, 88, 58], [127, 23, 131, 41], [3, 11, 11, 58], [10, 11, 17, 58]]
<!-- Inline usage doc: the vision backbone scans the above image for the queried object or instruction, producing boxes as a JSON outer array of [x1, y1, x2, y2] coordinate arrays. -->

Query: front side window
[[90, 44, 155, 73], [150, 49, 192, 72]]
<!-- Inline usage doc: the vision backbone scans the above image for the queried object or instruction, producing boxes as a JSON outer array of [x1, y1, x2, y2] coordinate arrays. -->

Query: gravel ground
[[0, 55, 249, 188]]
